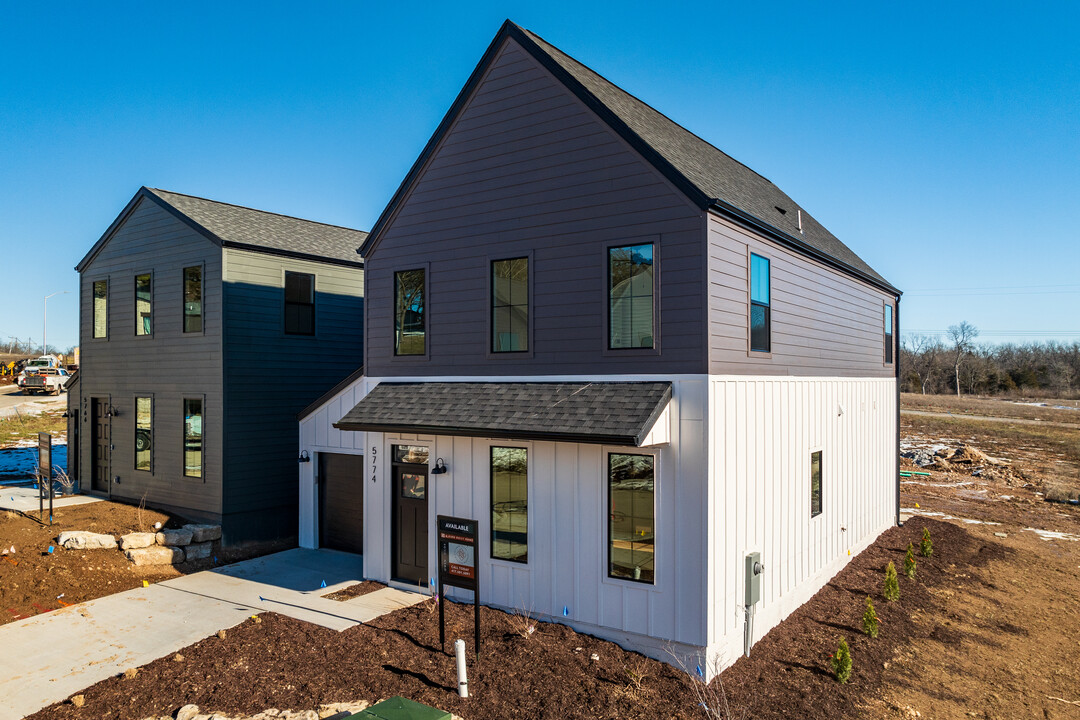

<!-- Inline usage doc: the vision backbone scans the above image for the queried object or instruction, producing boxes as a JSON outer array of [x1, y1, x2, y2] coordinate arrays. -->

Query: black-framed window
[[93, 280, 108, 338], [492, 258, 528, 352], [183, 266, 202, 333], [608, 243, 654, 349], [135, 273, 152, 336], [608, 453, 655, 583], [491, 446, 528, 563], [750, 253, 770, 353], [284, 271, 315, 335], [884, 305, 894, 364], [810, 450, 823, 518], [394, 269, 425, 355], [183, 398, 203, 479], [135, 396, 152, 472]]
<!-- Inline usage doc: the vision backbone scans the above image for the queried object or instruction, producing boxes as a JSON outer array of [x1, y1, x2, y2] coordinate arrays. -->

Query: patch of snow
[[1012, 402, 1080, 412], [900, 508, 1002, 526], [901, 480, 978, 488], [1024, 528, 1080, 542]]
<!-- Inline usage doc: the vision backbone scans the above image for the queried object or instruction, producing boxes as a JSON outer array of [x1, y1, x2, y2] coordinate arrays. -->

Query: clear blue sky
[[2, 1, 1077, 351]]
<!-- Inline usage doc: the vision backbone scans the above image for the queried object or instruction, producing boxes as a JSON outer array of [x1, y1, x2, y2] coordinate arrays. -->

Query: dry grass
[[0, 409, 67, 446], [903, 413, 1080, 464], [901, 393, 1080, 424]]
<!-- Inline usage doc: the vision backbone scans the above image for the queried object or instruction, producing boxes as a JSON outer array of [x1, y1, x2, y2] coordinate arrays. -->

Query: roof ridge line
[[147, 187, 368, 235]]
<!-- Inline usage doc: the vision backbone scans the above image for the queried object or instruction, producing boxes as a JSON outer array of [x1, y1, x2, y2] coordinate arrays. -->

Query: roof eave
[[331, 420, 644, 447], [221, 240, 364, 269]]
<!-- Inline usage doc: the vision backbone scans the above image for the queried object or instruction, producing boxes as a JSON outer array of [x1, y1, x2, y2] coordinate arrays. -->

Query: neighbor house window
[[93, 280, 107, 338], [750, 253, 770, 353], [135, 397, 152, 472], [491, 447, 528, 562], [183, 266, 202, 333], [183, 398, 203, 479], [492, 258, 528, 352], [608, 453, 655, 583], [810, 450, 823, 518], [135, 273, 152, 336], [394, 269, 425, 355], [284, 271, 315, 335], [884, 305, 894, 364], [609, 243, 654, 349]]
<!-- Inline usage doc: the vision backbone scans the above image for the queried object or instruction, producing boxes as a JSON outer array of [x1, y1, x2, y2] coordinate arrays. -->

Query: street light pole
[[43, 291, 70, 356]]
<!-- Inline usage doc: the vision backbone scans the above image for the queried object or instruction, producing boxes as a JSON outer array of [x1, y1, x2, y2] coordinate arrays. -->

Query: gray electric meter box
[[745, 551, 763, 606]]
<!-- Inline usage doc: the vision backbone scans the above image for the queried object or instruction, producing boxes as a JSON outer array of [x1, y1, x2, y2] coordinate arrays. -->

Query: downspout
[[895, 296, 901, 526]]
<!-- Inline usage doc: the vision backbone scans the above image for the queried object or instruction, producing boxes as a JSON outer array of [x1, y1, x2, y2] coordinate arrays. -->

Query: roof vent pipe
[[797, 209, 803, 234]]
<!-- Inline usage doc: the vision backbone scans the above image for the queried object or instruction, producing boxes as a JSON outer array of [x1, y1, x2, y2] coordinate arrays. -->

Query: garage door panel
[[319, 453, 364, 554]]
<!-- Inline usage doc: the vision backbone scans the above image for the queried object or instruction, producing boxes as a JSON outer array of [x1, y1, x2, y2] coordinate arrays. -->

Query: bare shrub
[[508, 604, 537, 640]]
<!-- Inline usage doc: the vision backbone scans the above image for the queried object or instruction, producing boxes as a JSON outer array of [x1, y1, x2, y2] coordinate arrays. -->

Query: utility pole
[[43, 291, 70, 356]]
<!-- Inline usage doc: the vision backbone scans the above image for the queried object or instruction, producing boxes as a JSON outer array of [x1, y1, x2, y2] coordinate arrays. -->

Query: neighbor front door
[[392, 464, 428, 585], [90, 398, 109, 494]]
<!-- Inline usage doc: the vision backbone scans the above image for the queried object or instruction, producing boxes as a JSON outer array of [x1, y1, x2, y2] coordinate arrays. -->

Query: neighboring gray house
[[299, 20, 900, 675], [74, 187, 366, 543]]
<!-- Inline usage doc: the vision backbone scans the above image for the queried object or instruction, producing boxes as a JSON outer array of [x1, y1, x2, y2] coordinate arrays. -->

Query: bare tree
[[904, 334, 942, 394], [947, 321, 979, 397]]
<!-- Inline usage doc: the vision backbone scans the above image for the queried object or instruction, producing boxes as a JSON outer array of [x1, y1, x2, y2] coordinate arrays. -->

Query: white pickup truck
[[21, 367, 70, 395]]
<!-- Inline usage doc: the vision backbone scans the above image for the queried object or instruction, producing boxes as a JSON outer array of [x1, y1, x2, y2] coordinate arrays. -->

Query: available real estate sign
[[437, 515, 480, 657]]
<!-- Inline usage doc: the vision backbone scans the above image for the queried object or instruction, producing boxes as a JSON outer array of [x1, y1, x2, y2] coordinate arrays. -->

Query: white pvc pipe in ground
[[454, 639, 468, 698]]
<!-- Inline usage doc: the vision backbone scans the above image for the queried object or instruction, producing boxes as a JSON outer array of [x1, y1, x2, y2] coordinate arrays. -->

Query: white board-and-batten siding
[[298, 373, 896, 673]]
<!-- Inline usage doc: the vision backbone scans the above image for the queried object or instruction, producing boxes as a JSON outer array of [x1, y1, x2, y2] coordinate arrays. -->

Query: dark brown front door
[[90, 398, 109, 494], [319, 453, 364, 554], [392, 464, 428, 584]]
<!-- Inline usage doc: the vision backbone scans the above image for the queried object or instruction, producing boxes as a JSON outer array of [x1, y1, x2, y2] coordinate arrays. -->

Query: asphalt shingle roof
[[147, 188, 367, 266], [335, 381, 672, 446], [513, 24, 892, 290]]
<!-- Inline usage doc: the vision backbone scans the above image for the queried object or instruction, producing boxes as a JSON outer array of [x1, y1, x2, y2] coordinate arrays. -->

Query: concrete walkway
[[0, 548, 423, 720], [0, 486, 100, 513]]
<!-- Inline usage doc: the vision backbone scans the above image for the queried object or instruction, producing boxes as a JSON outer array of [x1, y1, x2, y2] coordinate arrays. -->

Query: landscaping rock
[[157, 528, 194, 546], [184, 524, 222, 543], [186, 541, 212, 560], [58, 531, 117, 550], [126, 546, 184, 566], [120, 532, 157, 550], [176, 705, 200, 720]]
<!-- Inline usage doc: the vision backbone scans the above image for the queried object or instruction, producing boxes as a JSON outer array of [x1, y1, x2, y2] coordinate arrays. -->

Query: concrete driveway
[[0, 548, 423, 720]]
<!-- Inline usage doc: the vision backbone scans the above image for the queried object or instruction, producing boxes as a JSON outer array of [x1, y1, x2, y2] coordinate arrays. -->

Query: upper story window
[[884, 304, 894, 364], [394, 269, 425, 355], [135, 273, 152, 336], [810, 450, 823, 518], [92, 280, 108, 339], [183, 397, 203, 479], [135, 396, 152, 472], [608, 243, 654, 349], [750, 253, 771, 353], [284, 271, 315, 335], [491, 446, 528, 563], [492, 257, 528, 352], [183, 266, 202, 333], [608, 452, 655, 584]]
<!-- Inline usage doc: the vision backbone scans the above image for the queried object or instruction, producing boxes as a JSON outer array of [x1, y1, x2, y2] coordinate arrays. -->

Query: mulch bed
[[322, 580, 387, 602], [27, 519, 1003, 720]]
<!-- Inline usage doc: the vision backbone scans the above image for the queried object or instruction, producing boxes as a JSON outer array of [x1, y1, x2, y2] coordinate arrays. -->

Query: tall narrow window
[[92, 280, 107, 338], [492, 258, 528, 352], [135, 397, 152, 471], [810, 450, 823, 518], [609, 244, 654, 349], [491, 447, 528, 562], [183, 266, 202, 333], [135, 274, 152, 336], [750, 254, 771, 353], [884, 304, 894, 364], [394, 269, 425, 355], [284, 271, 315, 335], [183, 398, 203, 479], [608, 453, 655, 583]]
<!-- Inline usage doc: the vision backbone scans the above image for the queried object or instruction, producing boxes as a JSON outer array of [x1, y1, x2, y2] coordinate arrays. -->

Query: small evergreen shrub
[[920, 527, 933, 557], [862, 596, 879, 638], [884, 561, 900, 601], [904, 543, 917, 579], [831, 638, 853, 684]]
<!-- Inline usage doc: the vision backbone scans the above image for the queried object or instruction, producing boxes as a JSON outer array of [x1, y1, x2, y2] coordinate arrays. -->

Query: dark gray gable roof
[[298, 365, 366, 421], [77, 187, 367, 272], [335, 381, 672, 446], [359, 21, 897, 295]]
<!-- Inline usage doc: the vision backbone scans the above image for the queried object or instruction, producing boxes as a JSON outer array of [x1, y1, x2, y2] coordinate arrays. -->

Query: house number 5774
[[370, 446, 377, 483]]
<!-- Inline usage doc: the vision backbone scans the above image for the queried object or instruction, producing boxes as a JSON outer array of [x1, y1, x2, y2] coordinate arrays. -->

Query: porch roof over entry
[[334, 381, 672, 446]]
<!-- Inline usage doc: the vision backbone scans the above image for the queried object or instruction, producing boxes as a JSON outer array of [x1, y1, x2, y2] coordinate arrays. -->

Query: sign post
[[437, 515, 480, 660], [38, 432, 53, 524]]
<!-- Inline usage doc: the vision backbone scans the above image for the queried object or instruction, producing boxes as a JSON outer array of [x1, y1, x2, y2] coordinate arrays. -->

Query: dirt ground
[[16, 396, 1080, 719], [0, 501, 293, 624]]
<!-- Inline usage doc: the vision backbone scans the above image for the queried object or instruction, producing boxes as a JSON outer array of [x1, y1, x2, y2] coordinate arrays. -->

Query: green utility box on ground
[[347, 696, 452, 720]]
